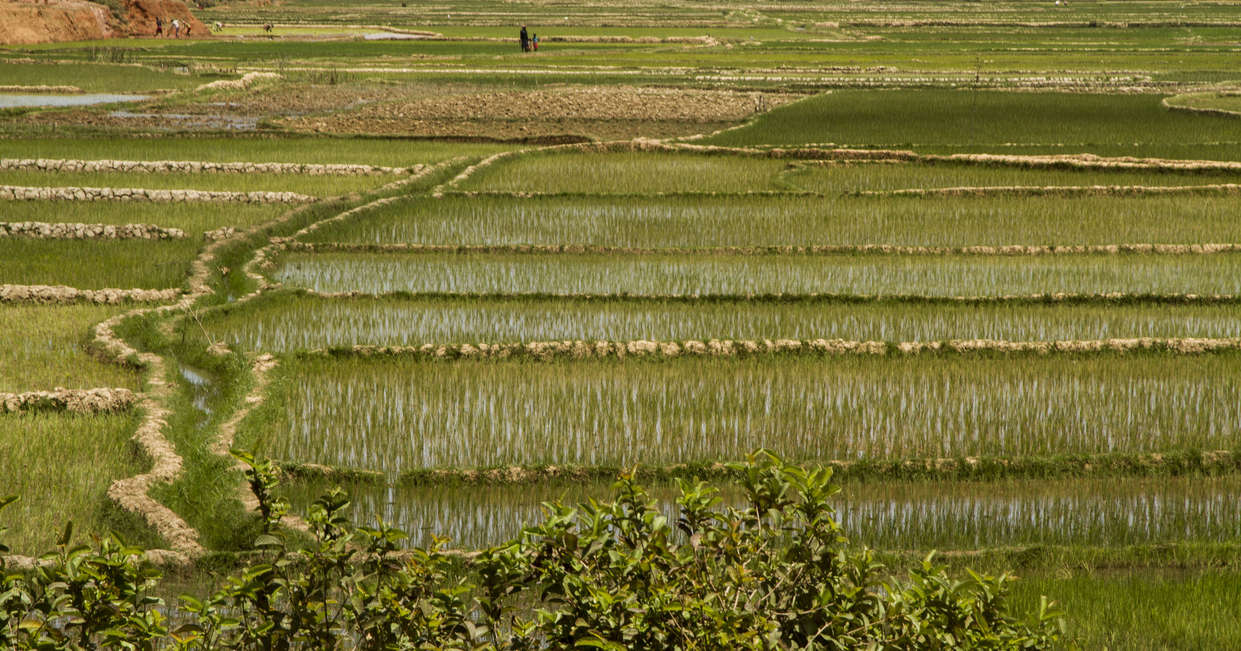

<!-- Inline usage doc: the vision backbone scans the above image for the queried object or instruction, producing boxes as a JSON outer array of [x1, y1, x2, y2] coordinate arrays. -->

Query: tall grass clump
[[244, 354, 1241, 472], [273, 251, 1241, 297]]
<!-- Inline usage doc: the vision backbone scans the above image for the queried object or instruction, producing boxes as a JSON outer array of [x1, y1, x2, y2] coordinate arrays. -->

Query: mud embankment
[[0, 221, 184, 239]]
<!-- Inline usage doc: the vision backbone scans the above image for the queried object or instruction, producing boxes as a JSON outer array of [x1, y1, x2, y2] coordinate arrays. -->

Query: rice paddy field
[[303, 194, 1241, 248], [4, 0, 1241, 645]]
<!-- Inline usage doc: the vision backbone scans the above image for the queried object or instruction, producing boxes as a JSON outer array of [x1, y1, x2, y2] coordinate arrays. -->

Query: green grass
[[1011, 569, 1241, 650], [307, 194, 1241, 248], [243, 354, 1241, 472], [707, 91, 1241, 150], [0, 411, 152, 555], [203, 293, 1241, 351], [272, 251, 1241, 297], [462, 152, 790, 194], [1165, 90, 1241, 115], [0, 169, 390, 197], [0, 200, 286, 235], [0, 304, 140, 392], [0, 238, 202, 289], [279, 474, 1241, 551], [0, 137, 514, 167], [0, 61, 202, 93]]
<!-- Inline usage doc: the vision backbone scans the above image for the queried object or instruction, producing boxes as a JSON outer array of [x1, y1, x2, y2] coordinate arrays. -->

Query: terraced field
[[4, 1, 1241, 645]]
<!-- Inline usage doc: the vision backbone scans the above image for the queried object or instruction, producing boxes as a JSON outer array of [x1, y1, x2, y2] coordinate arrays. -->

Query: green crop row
[[241, 354, 1241, 472], [277, 474, 1241, 551], [201, 293, 1241, 352], [300, 194, 1241, 249], [0, 304, 139, 392], [271, 250, 1241, 297]]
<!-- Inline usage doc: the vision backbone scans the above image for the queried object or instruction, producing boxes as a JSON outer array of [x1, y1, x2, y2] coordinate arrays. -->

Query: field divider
[[293, 336, 1241, 361], [1, 284, 180, 304], [280, 241, 1241, 257], [81, 197, 343, 564], [0, 158, 421, 176], [0, 388, 137, 415], [0, 185, 315, 204], [0, 221, 185, 240], [299, 289, 1241, 306], [208, 354, 311, 534], [857, 184, 1241, 198], [1161, 96, 1241, 120], [268, 448, 1241, 487]]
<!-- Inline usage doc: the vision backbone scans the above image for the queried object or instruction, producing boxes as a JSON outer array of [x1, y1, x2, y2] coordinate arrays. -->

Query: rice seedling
[[0, 411, 145, 555], [0, 169, 389, 197], [0, 200, 286, 236], [781, 161, 1241, 194], [707, 91, 1241, 149], [0, 304, 140, 391], [272, 251, 1241, 297], [1010, 569, 1241, 651], [460, 152, 790, 194], [302, 194, 1241, 248], [0, 238, 203, 289], [278, 474, 1241, 551], [244, 354, 1241, 472], [0, 137, 513, 167], [204, 294, 1241, 352]]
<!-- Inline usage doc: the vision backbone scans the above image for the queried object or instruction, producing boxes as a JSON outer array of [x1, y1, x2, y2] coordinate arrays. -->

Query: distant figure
[[520, 25, 529, 52], [214, 21, 223, 32], [171, 18, 181, 38], [154, 16, 163, 37], [532, 33, 539, 51], [263, 23, 274, 34], [185, 23, 192, 37]]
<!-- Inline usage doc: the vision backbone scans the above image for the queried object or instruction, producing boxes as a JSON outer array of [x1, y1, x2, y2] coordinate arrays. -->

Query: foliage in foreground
[[0, 453, 1063, 649]]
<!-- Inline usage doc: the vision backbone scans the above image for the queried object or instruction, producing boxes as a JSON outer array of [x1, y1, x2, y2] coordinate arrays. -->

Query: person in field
[[520, 25, 529, 52], [171, 18, 180, 38], [532, 33, 539, 51], [154, 16, 163, 37]]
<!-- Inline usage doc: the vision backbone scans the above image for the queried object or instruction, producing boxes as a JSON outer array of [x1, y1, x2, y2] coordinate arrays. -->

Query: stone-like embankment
[[0, 221, 185, 239], [0, 185, 314, 204], [1, 388, 137, 414], [0, 158, 419, 176], [0, 284, 180, 304]]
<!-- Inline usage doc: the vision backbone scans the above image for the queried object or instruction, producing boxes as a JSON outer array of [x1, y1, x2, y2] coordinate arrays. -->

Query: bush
[[0, 452, 1063, 648]]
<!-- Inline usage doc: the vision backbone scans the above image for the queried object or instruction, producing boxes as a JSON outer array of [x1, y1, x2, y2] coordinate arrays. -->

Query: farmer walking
[[520, 25, 529, 52]]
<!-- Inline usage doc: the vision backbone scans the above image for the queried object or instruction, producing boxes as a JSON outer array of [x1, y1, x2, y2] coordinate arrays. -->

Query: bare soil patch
[[281, 86, 799, 140]]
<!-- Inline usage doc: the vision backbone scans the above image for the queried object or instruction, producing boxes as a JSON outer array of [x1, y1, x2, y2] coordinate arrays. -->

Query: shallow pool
[[0, 93, 150, 108]]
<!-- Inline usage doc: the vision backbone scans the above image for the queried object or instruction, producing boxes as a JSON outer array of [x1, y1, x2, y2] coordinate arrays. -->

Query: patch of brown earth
[[281, 86, 798, 140], [0, 0, 114, 44]]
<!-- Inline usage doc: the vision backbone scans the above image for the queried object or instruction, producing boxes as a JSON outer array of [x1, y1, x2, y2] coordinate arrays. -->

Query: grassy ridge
[[203, 293, 1241, 351], [304, 194, 1241, 248], [242, 354, 1241, 471], [272, 250, 1241, 297], [0, 304, 140, 391]]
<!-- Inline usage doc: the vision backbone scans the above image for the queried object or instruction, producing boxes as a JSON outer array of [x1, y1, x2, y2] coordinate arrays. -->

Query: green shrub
[[0, 453, 1063, 648]]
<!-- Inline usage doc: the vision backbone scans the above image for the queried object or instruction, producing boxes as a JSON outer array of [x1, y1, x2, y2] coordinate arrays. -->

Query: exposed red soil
[[0, 0, 204, 44]]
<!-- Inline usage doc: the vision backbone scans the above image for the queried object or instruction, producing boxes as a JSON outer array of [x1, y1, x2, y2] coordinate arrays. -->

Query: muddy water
[[0, 93, 149, 108]]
